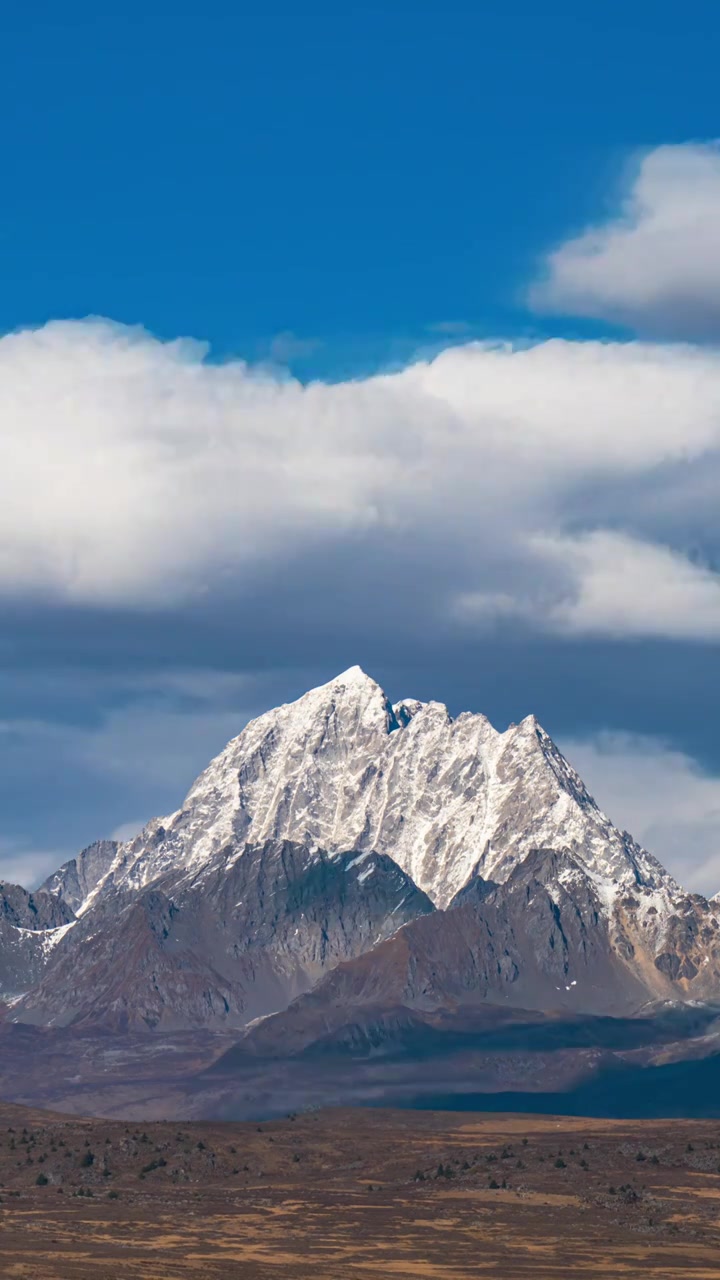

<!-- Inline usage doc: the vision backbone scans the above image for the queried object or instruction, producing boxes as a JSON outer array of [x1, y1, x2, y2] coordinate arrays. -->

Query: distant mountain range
[[2, 666, 720, 1117]]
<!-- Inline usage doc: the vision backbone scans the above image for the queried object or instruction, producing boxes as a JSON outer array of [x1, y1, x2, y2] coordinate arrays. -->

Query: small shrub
[[35, 1173, 49, 1186], [554, 1158, 566, 1169]]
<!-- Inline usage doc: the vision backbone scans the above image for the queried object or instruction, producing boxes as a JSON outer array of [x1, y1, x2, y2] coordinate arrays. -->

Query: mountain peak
[[89, 666, 678, 914], [5, 668, 710, 1036], [328, 664, 377, 687]]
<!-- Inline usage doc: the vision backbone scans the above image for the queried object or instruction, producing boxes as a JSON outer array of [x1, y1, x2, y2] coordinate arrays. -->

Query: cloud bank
[[3, 320, 720, 643], [530, 142, 720, 336]]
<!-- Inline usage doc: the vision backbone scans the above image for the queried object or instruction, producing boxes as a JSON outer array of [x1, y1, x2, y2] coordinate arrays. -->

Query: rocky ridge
[[2, 666, 720, 1031]]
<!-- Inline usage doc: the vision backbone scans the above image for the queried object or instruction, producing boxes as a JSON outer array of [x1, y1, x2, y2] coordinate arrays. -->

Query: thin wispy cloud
[[268, 330, 323, 363]]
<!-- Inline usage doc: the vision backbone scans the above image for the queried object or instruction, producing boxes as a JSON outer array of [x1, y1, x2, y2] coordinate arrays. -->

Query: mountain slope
[[229, 846, 653, 1060], [84, 666, 678, 914], [5, 666, 720, 1032], [40, 840, 118, 915], [0, 882, 75, 998], [14, 839, 434, 1030]]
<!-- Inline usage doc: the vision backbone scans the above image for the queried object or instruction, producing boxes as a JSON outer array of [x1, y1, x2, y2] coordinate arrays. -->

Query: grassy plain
[[2, 1103, 720, 1277]]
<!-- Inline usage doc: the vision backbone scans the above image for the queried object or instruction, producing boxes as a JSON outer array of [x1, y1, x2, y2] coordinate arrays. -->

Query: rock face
[[15, 840, 434, 1030], [40, 841, 118, 915], [0, 883, 75, 998], [236, 846, 652, 1058], [92, 667, 675, 913], [4, 666, 720, 1030]]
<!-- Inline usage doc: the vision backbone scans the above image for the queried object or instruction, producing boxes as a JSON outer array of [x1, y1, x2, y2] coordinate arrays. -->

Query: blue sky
[[3, 1, 720, 892], [4, 0, 718, 359]]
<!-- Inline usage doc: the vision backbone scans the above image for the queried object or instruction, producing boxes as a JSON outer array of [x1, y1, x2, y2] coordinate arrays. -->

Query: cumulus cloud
[[4, 320, 720, 640], [530, 142, 720, 336], [538, 532, 720, 640], [561, 733, 720, 897]]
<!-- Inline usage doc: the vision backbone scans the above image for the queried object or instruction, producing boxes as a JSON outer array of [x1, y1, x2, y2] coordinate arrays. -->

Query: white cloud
[[0, 839, 72, 891], [538, 531, 720, 640], [560, 733, 720, 897], [110, 820, 150, 843], [4, 320, 720, 639], [530, 142, 720, 335]]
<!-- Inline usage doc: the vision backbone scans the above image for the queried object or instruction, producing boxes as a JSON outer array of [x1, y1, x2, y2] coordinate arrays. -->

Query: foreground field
[[2, 1103, 720, 1277]]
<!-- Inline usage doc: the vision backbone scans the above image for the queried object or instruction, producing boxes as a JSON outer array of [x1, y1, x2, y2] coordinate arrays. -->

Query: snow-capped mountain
[[72, 666, 678, 913], [4, 666, 720, 1030]]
